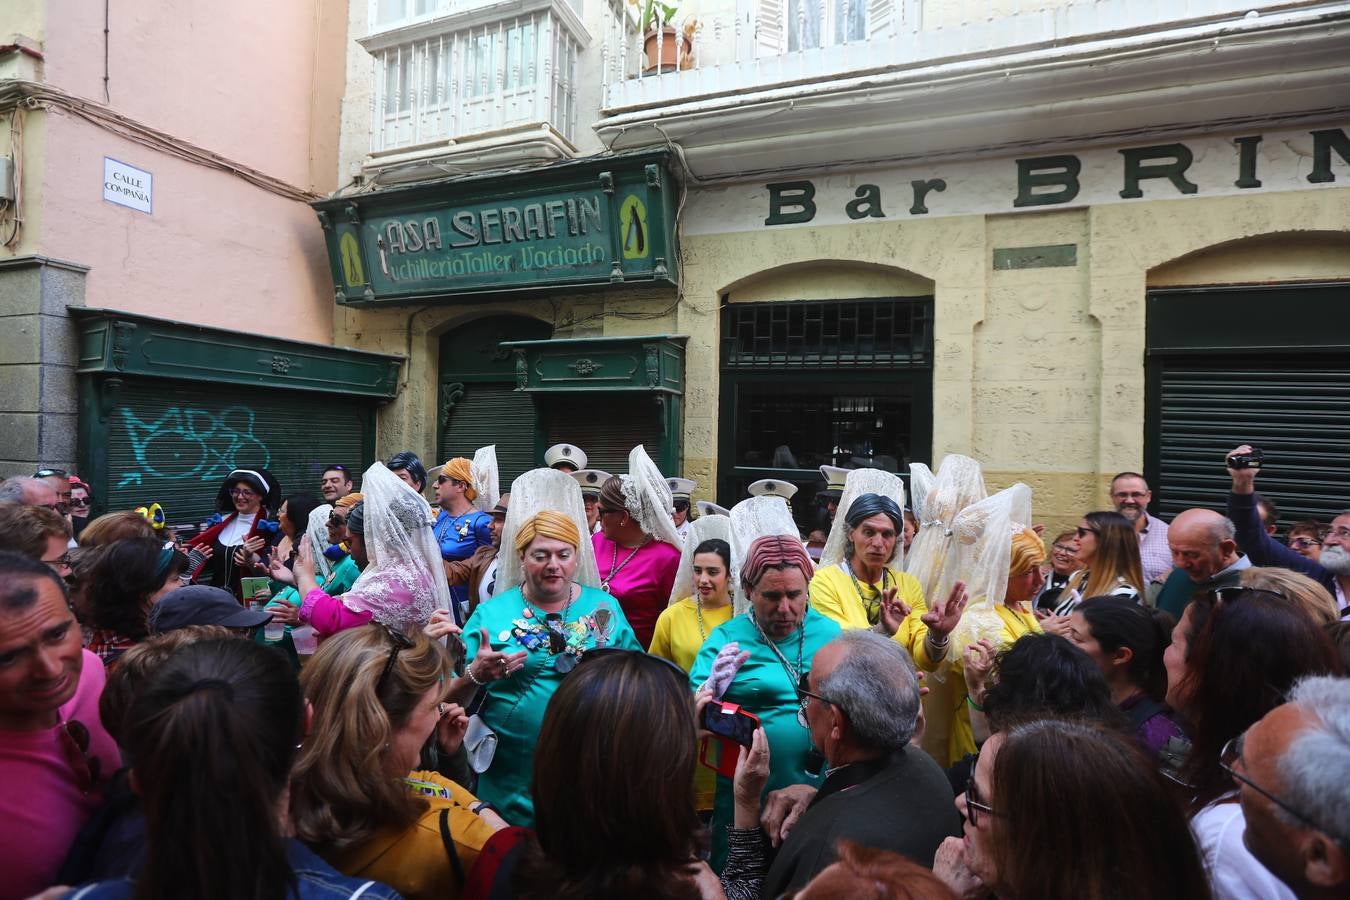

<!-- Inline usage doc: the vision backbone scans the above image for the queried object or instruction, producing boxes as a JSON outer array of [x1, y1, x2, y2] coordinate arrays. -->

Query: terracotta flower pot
[[643, 26, 691, 74]]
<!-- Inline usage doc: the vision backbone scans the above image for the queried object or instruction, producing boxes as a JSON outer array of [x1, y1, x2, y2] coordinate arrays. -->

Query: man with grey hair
[[0, 477, 61, 512], [759, 630, 960, 897], [1229, 675, 1349, 898], [1156, 507, 1250, 618], [1226, 444, 1350, 617]]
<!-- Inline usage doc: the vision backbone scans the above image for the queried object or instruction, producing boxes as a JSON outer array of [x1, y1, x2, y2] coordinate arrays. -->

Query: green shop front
[[72, 309, 403, 530], [313, 150, 687, 486]]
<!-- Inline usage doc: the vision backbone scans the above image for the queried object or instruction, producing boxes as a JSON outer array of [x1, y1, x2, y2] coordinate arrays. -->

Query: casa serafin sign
[[314, 151, 679, 305]]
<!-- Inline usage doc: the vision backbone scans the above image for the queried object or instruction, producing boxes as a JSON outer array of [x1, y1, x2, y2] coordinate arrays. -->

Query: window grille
[[721, 298, 933, 369]]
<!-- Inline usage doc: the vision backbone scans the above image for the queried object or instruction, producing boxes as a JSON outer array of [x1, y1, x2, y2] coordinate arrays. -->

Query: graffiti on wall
[[117, 406, 270, 488]]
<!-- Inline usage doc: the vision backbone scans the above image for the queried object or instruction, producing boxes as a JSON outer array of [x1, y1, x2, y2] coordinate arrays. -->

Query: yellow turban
[[515, 510, 581, 553], [335, 492, 363, 510], [443, 458, 477, 502], [1009, 527, 1047, 577]]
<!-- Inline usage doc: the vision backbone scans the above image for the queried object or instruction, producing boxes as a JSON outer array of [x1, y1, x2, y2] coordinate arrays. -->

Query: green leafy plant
[[629, 0, 680, 33]]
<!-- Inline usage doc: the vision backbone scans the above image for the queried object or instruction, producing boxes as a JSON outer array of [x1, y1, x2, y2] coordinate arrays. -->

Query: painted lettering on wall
[[117, 406, 270, 488], [682, 126, 1350, 236]]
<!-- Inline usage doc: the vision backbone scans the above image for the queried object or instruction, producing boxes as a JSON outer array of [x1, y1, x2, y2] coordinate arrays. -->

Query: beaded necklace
[[845, 559, 892, 624], [601, 537, 650, 592]]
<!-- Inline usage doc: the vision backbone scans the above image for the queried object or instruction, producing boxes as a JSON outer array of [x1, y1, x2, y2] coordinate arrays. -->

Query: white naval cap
[[570, 468, 613, 496], [819, 465, 849, 496], [696, 500, 730, 518], [545, 443, 587, 470], [666, 477, 697, 500], [747, 478, 798, 501]]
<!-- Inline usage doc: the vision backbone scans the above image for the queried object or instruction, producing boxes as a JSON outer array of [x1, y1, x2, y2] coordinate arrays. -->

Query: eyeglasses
[[1220, 734, 1347, 848], [59, 719, 103, 794], [964, 774, 998, 826], [34, 468, 68, 479], [42, 553, 72, 569], [374, 624, 414, 696], [327, 512, 347, 526], [796, 671, 830, 727], [1324, 527, 1350, 541], [1288, 537, 1321, 550], [1051, 544, 1077, 554], [229, 488, 259, 499]]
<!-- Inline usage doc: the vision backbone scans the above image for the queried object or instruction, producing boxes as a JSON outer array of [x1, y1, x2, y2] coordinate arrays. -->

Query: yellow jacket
[[326, 771, 498, 900], [809, 563, 925, 630], [900, 604, 1041, 766]]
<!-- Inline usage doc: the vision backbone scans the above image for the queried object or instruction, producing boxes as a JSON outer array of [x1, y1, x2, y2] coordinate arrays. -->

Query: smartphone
[[700, 701, 761, 748], [240, 576, 271, 602]]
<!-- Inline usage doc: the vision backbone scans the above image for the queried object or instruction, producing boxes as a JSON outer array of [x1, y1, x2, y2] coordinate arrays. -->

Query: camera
[[1226, 448, 1264, 470]]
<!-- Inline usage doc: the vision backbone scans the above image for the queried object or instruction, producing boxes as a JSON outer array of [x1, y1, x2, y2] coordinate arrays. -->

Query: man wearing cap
[[817, 466, 848, 530], [668, 477, 697, 543], [445, 493, 510, 616], [571, 469, 612, 533], [697, 500, 731, 518], [748, 479, 798, 505], [434, 458, 493, 622], [148, 585, 274, 634], [544, 443, 587, 474]]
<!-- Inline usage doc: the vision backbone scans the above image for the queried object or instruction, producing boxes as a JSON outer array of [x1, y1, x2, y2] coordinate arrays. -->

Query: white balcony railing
[[601, 0, 1338, 111], [369, 6, 583, 152]]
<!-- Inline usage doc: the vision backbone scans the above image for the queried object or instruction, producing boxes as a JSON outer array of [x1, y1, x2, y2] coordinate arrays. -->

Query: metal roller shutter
[[1152, 356, 1350, 527], [543, 394, 663, 476], [440, 383, 539, 488], [105, 380, 372, 529]]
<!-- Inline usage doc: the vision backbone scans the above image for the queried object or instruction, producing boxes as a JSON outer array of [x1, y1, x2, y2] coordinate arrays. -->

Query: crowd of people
[[0, 442, 1346, 900]]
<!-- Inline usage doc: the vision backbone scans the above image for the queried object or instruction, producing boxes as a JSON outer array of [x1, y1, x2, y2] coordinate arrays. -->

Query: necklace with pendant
[[601, 538, 649, 592], [846, 560, 892, 625]]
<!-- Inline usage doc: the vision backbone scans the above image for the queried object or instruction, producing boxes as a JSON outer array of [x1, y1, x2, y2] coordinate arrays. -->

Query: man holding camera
[[1227, 444, 1350, 617]]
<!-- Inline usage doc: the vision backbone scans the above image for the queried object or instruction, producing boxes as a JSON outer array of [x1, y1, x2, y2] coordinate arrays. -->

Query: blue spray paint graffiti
[[118, 406, 271, 488]]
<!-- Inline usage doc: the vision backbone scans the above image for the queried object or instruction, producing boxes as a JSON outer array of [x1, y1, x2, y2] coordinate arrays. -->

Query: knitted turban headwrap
[[1008, 527, 1047, 578], [443, 458, 477, 502], [334, 492, 363, 510], [741, 535, 815, 591], [514, 509, 581, 553]]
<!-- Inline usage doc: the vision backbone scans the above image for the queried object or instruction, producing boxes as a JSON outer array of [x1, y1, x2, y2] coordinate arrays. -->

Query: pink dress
[[0, 649, 122, 898], [591, 533, 681, 649]]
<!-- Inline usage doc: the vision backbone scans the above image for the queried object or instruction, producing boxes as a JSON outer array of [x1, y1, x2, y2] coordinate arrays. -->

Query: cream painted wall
[[10, 0, 349, 344], [676, 186, 1350, 532]]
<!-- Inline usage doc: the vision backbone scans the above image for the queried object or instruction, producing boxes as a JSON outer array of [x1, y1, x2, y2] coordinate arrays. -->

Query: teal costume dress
[[689, 608, 842, 871], [462, 584, 641, 826], [261, 554, 362, 665]]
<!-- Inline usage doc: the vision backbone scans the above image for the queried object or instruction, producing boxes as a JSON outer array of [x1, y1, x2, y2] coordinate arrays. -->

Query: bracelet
[[470, 800, 495, 815], [466, 663, 487, 687], [966, 694, 984, 712], [926, 631, 950, 649]]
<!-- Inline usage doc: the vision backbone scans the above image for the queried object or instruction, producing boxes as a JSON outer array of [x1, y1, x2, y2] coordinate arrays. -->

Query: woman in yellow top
[[809, 493, 925, 630], [903, 526, 1046, 766], [649, 537, 735, 672], [290, 623, 507, 899], [649, 533, 734, 812]]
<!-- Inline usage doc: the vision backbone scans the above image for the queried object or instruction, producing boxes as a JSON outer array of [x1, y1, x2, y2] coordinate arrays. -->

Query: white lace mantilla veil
[[728, 496, 802, 616], [621, 445, 683, 548], [945, 482, 1034, 663], [667, 513, 734, 605], [819, 469, 908, 572], [471, 445, 500, 513], [497, 467, 600, 593], [343, 462, 451, 631], [904, 454, 987, 603], [306, 503, 335, 583]]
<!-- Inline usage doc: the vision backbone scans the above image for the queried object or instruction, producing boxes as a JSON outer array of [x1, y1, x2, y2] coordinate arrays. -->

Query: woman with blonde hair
[[1049, 510, 1144, 616], [459, 470, 642, 825], [1240, 565, 1339, 625], [289, 624, 503, 899]]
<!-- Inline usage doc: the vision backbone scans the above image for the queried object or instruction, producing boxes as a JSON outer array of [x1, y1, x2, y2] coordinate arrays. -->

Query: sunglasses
[[375, 624, 414, 696], [964, 774, 998, 827], [1075, 526, 1099, 538], [69, 497, 91, 509], [598, 506, 624, 517], [1209, 585, 1286, 606], [1221, 733, 1347, 848], [34, 468, 69, 479], [59, 719, 103, 794]]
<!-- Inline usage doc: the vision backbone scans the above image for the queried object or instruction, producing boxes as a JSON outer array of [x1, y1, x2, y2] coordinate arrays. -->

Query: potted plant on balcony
[[630, 0, 695, 73]]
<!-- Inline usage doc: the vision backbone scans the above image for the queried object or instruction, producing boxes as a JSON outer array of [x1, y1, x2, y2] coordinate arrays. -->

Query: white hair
[[1280, 676, 1350, 842], [818, 630, 921, 752]]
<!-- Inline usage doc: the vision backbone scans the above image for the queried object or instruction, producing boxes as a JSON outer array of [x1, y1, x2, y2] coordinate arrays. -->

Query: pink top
[[0, 649, 122, 899], [591, 533, 681, 649], [299, 588, 374, 638]]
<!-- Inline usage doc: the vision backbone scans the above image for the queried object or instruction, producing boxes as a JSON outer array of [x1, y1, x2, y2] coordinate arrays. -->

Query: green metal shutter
[[440, 383, 539, 489], [542, 394, 663, 475], [1151, 356, 1350, 527], [104, 379, 372, 529]]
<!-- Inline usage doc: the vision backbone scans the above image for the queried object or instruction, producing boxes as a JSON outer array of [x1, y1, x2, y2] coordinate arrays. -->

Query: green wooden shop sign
[[313, 150, 679, 305]]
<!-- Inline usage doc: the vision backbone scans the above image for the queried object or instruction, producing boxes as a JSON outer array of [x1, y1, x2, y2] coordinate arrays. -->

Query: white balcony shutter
[[756, 0, 786, 56], [866, 0, 893, 38]]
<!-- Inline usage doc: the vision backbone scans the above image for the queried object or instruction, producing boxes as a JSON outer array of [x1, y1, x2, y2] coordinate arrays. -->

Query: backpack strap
[[440, 807, 467, 888]]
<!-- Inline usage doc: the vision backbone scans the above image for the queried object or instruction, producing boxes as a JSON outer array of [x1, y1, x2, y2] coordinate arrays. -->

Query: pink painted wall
[[34, 0, 348, 344]]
